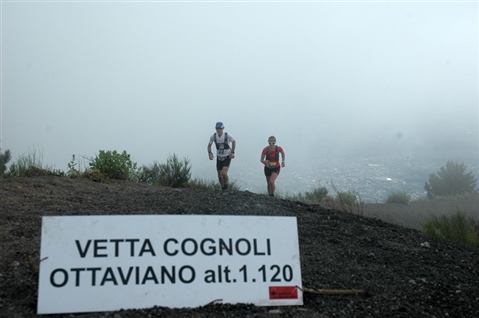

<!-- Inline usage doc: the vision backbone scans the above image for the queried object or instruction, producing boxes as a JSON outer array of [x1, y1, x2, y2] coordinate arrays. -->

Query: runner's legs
[[268, 172, 279, 195], [266, 176, 272, 194], [220, 166, 229, 187]]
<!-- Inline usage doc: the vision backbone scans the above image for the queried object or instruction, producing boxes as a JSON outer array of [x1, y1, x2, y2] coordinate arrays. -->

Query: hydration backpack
[[265, 146, 279, 161], [213, 132, 230, 150]]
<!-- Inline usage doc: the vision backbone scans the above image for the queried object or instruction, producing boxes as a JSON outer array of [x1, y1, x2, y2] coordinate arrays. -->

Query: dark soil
[[1, 175, 478, 318]]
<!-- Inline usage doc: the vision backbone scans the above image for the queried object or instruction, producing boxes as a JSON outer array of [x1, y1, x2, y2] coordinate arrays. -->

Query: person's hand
[[263, 160, 269, 166], [209, 153, 214, 160], [281, 162, 285, 168], [230, 152, 235, 159]]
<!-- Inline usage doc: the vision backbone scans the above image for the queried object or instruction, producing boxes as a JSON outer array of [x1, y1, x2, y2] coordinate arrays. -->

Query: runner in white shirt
[[207, 122, 236, 190]]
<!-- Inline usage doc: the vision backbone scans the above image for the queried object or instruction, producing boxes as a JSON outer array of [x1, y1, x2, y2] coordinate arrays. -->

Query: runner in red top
[[260, 136, 286, 197]]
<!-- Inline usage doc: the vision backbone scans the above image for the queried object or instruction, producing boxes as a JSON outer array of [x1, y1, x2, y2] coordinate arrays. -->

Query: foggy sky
[[2, 1, 478, 181]]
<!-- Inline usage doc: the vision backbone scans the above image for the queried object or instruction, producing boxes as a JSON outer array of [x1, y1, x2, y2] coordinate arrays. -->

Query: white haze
[[2, 1, 478, 194]]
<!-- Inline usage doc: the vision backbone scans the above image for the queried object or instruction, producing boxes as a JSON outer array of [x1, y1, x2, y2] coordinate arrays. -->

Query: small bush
[[336, 190, 357, 205], [186, 177, 218, 190], [283, 185, 328, 204], [152, 154, 191, 188], [386, 192, 410, 205], [84, 169, 109, 183], [6, 146, 61, 177], [66, 154, 89, 178], [421, 210, 479, 249], [0, 149, 12, 176], [7, 147, 43, 177], [469, 217, 479, 236], [89, 150, 137, 180], [322, 182, 364, 216], [303, 186, 329, 203], [137, 162, 161, 185]]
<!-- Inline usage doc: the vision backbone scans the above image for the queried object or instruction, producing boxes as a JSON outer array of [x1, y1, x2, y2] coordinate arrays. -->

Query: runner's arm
[[230, 140, 236, 158], [260, 149, 268, 165], [207, 142, 214, 160]]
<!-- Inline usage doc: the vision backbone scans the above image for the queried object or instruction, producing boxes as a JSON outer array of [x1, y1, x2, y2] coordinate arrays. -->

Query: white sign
[[37, 215, 303, 314]]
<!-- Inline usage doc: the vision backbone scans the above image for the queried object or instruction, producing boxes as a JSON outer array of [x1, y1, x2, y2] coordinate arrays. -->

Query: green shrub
[[6, 146, 60, 177], [336, 190, 357, 205], [0, 149, 11, 176], [7, 147, 43, 177], [89, 150, 137, 180], [283, 185, 328, 204], [424, 161, 477, 199], [421, 210, 479, 249], [155, 154, 191, 188], [322, 182, 364, 216], [186, 177, 218, 190], [137, 162, 162, 185], [66, 154, 89, 178], [303, 186, 329, 203], [386, 192, 410, 205], [469, 217, 479, 236], [85, 169, 109, 183]]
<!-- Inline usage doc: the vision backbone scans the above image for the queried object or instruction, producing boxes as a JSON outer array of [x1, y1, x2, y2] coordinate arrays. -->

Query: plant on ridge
[[421, 210, 479, 249], [89, 150, 137, 180], [157, 154, 191, 187], [0, 148, 11, 176], [386, 192, 410, 205], [139, 154, 191, 188], [424, 161, 477, 199], [322, 182, 364, 216]]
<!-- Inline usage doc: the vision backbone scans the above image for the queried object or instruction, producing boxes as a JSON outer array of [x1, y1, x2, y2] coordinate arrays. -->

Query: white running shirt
[[209, 132, 234, 157]]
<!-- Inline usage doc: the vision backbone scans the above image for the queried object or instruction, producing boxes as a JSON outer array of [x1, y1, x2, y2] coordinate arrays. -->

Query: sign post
[[38, 215, 302, 314]]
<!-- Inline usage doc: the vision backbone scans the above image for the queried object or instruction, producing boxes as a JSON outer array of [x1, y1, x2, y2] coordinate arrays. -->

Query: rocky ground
[[1, 175, 478, 318]]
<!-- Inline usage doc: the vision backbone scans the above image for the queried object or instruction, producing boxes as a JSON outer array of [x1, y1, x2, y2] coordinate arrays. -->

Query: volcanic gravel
[[1, 175, 478, 318]]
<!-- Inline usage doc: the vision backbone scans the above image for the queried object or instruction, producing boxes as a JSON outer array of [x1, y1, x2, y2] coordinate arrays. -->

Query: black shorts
[[216, 156, 232, 170], [264, 166, 280, 177]]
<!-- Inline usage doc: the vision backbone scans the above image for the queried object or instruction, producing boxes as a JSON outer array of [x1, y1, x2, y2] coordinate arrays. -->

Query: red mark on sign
[[269, 286, 298, 299]]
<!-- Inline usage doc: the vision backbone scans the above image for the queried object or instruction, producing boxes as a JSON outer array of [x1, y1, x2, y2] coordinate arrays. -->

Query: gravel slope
[[0, 176, 478, 318]]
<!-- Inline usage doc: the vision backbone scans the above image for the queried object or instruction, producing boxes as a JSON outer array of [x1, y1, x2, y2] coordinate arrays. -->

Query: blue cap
[[215, 122, 224, 129]]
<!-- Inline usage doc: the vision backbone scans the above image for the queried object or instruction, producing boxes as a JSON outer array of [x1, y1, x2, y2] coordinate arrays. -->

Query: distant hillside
[[364, 196, 479, 230]]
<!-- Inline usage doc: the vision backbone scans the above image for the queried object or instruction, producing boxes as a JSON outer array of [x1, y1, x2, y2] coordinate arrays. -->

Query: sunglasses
[[216, 127, 224, 130], [269, 142, 275, 144]]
